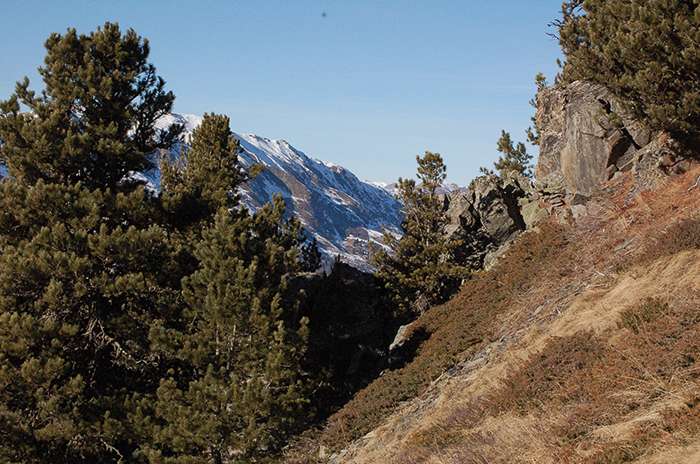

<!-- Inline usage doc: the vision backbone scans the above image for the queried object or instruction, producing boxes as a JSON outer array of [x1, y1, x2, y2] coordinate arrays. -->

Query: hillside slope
[[289, 165, 700, 463]]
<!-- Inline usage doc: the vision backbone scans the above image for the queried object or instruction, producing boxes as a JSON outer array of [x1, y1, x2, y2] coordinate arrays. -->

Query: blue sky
[[0, 0, 563, 185]]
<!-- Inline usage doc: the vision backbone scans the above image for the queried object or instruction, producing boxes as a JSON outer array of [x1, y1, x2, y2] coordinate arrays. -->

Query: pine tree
[[133, 115, 314, 463], [534, 72, 547, 92], [300, 237, 323, 273], [526, 73, 548, 146], [0, 22, 319, 464], [373, 152, 466, 317], [492, 130, 533, 178], [0, 23, 182, 463], [0, 22, 182, 190], [556, 0, 700, 142], [160, 114, 246, 228]]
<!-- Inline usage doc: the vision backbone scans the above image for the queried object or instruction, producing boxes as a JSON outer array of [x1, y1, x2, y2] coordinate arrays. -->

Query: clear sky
[[0, 0, 563, 185]]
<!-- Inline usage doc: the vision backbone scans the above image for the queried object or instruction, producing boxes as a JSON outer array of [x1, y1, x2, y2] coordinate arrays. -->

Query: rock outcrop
[[535, 80, 653, 196], [532, 80, 698, 222], [445, 172, 545, 270], [438, 80, 697, 278], [387, 320, 429, 367], [443, 80, 671, 264]]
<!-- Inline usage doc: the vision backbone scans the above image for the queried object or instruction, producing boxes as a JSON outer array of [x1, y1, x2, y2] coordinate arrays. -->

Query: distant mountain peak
[[370, 180, 467, 197], [154, 114, 403, 270], [157, 113, 202, 137]]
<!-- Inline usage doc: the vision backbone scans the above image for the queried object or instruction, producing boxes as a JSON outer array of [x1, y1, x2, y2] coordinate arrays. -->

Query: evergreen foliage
[[0, 23, 317, 464], [534, 72, 548, 92], [136, 117, 315, 462], [373, 152, 466, 317], [299, 238, 323, 273], [556, 0, 700, 141], [492, 130, 533, 178], [0, 23, 181, 464], [301, 260, 397, 418], [160, 113, 246, 231], [0, 22, 182, 190], [526, 73, 548, 146]]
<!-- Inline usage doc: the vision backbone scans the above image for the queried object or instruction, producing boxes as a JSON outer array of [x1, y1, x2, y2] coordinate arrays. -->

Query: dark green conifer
[[373, 152, 466, 317], [0, 22, 182, 190], [300, 237, 323, 272], [134, 115, 314, 463], [0, 22, 319, 464], [526, 73, 548, 146], [160, 113, 246, 232], [556, 0, 700, 141], [0, 23, 182, 464], [493, 130, 533, 178]]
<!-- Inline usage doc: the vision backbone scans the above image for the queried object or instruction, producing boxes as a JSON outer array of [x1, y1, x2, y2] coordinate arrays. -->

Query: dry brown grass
[[312, 223, 574, 451], [396, 280, 700, 464]]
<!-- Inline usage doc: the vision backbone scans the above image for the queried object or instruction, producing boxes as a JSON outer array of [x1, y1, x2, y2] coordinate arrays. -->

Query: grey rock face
[[386, 320, 430, 367], [632, 133, 691, 190], [388, 324, 413, 353], [534, 81, 653, 196], [445, 172, 542, 270]]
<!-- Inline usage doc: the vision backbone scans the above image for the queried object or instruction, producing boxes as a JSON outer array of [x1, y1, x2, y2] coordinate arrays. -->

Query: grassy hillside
[[287, 167, 700, 463]]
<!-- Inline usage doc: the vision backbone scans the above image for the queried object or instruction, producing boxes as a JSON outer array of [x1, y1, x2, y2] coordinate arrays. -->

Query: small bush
[[638, 217, 700, 265], [618, 298, 669, 334], [660, 217, 700, 255], [489, 332, 606, 415]]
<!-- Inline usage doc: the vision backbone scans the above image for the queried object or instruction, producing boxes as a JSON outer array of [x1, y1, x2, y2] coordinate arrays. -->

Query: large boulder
[[387, 320, 430, 367], [535, 80, 653, 196], [445, 172, 543, 270]]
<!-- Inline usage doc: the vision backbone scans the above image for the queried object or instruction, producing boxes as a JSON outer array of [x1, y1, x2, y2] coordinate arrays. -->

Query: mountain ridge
[[152, 114, 404, 270]]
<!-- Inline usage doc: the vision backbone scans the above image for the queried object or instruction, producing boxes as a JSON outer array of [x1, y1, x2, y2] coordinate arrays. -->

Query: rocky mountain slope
[[150, 114, 403, 270], [286, 80, 700, 464]]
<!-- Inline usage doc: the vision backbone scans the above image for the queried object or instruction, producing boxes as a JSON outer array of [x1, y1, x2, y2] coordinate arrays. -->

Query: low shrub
[[618, 298, 669, 334]]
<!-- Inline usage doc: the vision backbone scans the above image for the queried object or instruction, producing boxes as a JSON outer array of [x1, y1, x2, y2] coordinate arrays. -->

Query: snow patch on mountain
[[371, 181, 466, 196], [158, 113, 203, 136]]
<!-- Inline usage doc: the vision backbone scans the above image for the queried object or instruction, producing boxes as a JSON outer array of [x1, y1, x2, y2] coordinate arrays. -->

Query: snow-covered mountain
[[152, 114, 403, 270], [373, 181, 467, 197]]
